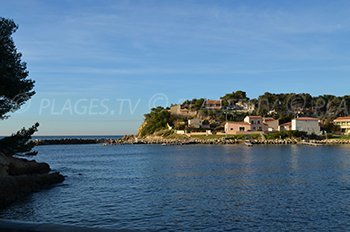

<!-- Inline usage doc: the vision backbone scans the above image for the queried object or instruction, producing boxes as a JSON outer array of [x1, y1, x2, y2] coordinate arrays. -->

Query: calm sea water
[[2, 144, 350, 231]]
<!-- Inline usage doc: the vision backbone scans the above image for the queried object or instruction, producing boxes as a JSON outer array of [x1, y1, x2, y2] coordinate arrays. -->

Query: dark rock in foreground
[[0, 219, 129, 232], [0, 154, 64, 209]]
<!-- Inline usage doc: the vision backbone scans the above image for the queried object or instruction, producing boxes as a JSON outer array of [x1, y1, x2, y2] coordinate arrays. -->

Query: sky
[[0, 0, 350, 135]]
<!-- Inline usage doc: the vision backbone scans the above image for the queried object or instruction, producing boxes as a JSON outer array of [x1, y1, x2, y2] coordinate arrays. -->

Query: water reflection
[[2, 144, 350, 231]]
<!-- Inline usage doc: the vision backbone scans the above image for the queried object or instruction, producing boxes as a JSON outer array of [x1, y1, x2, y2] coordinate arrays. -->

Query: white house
[[291, 117, 321, 135], [334, 116, 350, 134]]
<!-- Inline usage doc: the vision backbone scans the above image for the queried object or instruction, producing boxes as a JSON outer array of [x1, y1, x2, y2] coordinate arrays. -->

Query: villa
[[334, 116, 350, 134], [224, 121, 252, 134], [291, 117, 321, 135], [225, 116, 321, 135], [244, 116, 265, 131], [225, 116, 269, 134], [204, 99, 222, 110]]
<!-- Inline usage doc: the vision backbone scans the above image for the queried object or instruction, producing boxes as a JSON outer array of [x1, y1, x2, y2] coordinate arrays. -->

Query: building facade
[[224, 122, 251, 134], [263, 118, 279, 132], [291, 117, 321, 135], [334, 116, 350, 134], [279, 122, 292, 131], [244, 116, 266, 131], [204, 99, 222, 110]]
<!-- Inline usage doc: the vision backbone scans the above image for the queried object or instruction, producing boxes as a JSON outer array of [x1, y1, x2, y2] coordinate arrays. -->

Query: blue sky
[[0, 0, 350, 135]]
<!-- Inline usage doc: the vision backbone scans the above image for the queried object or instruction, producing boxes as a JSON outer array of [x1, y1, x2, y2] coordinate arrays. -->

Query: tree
[[0, 17, 35, 119], [0, 123, 39, 157], [0, 18, 38, 156], [221, 90, 249, 107], [139, 107, 173, 137]]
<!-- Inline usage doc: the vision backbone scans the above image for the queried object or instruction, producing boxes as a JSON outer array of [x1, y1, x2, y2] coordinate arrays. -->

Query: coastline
[[110, 135, 350, 146], [31, 135, 350, 146]]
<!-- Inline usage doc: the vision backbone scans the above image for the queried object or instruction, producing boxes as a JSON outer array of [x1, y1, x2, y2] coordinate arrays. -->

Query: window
[[239, 127, 245, 131]]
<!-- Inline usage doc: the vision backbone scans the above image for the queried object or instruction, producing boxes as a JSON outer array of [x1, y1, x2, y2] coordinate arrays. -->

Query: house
[[204, 99, 222, 110], [169, 104, 197, 117], [244, 116, 266, 131], [225, 115, 269, 134], [188, 118, 202, 129], [279, 122, 292, 131], [334, 116, 350, 134], [225, 122, 251, 134], [291, 117, 321, 135], [263, 118, 279, 132]]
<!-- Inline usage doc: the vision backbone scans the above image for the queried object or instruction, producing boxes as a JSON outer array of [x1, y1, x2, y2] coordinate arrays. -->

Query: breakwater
[[32, 138, 113, 146], [32, 136, 350, 146], [110, 135, 350, 146]]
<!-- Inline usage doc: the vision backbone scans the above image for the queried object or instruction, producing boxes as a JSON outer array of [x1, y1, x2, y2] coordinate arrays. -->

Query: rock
[[7, 157, 50, 176], [0, 153, 65, 209]]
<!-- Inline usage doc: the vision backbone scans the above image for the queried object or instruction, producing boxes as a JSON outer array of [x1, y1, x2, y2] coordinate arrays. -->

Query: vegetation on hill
[[139, 89, 349, 137], [255, 92, 350, 123], [139, 107, 173, 137], [221, 90, 249, 107]]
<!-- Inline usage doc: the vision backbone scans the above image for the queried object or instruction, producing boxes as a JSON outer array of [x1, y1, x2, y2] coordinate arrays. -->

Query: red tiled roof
[[294, 117, 319, 121], [334, 116, 350, 122], [264, 118, 276, 122]]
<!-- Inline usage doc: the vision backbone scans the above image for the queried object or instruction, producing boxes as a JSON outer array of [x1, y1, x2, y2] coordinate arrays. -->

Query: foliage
[[223, 134, 262, 140], [0, 18, 38, 157], [0, 123, 39, 156], [221, 90, 249, 107], [264, 131, 308, 140], [255, 92, 350, 121], [328, 135, 350, 140], [182, 98, 205, 111], [0, 18, 35, 119], [139, 107, 173, 137], [143, 89, 350, 137]]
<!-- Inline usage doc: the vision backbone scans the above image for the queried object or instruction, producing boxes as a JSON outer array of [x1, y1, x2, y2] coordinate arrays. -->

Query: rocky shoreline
[[108, 135, 350, 146], [0, 154, 64, 209], [30, 135, 350, 146]]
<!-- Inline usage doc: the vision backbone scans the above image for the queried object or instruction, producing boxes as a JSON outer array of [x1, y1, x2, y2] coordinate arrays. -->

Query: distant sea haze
[[31, 135, 123, 140]]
